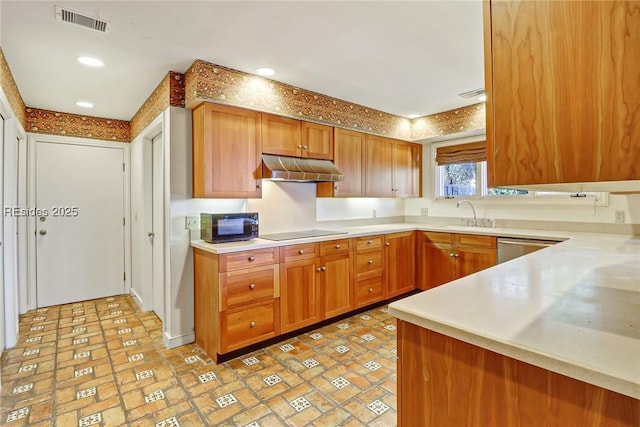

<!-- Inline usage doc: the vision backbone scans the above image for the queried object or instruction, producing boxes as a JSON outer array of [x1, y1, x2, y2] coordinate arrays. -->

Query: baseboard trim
[[163, 331, 195, 349], [129, 289, 144, 310]]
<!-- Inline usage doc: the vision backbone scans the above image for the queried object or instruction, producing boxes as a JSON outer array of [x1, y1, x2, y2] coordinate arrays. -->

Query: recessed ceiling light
[[76, 101, 94, 108], [255, 67, 275, 76], [77, 56, 104, 67], [478, 94, 488, 102], [407, 114, 420, 119]]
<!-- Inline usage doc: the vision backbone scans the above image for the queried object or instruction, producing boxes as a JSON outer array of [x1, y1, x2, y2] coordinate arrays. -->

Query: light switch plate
[[186, 215, 199, 230], [614, 210, 625, 223]]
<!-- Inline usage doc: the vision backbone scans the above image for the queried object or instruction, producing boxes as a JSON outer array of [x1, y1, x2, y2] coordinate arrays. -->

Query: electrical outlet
[[614, 210, 625, 223], [421, 208, 428, 216], [186, 215, 199, 230]]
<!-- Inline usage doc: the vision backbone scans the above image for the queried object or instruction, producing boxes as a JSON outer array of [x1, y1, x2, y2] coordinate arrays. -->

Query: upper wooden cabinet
[[317, 128, 366, 197], [261, 113, 334, 159], [366, 135, 395, 197], [192, 103, 262, 198], [393, 141, 421, 198], [301, 122, 334, 160], [484, 1, 640, 187]]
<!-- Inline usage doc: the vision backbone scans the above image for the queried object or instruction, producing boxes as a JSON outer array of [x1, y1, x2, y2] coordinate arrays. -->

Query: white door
[[36, 141, 125, 307], [0, 113, 5, 356], [151, 134, 164, 321]]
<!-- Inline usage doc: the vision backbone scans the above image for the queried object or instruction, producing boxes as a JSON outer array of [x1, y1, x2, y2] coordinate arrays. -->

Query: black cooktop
[[260, 229, 348, 241]]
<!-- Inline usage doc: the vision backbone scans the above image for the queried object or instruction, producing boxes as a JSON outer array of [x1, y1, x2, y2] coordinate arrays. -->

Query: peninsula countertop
[[389, 233, 640, 399]]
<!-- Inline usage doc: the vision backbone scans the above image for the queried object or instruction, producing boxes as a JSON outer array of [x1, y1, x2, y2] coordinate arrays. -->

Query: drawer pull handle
[[248, 256, 255, 261], [367, 240, 373, 244], [368, 288, 374, 293], [335, 244, 340, 249], [249, 283, 256, 290], [250, 321, 256, 328], [368, 259, 374, 264], [298, 249, 304, 254]]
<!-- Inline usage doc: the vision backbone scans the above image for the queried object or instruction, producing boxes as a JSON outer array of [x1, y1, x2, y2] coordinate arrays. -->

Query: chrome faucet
[[456, 200, 477, 226]]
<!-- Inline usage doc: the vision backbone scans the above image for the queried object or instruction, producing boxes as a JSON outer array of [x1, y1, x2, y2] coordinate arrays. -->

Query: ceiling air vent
[[55, 5, 111, 33]]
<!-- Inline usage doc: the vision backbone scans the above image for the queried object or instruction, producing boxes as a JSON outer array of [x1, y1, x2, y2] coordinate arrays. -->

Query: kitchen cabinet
[[192, 102, 262, 198], [260, 113, 302, 158], [484, 1, 640, 187], [354, 235, 385, 308], [301, 121, 334, 160], [279, 243, 323, 333], [319, 239, 353, 318], [393, 142, 421, 198], [193, 247, 280, 361], [384, 232, 416, 298], [317, 128, 366, 197], [417, 232, 496, 289], [365, 135, 394, 197]]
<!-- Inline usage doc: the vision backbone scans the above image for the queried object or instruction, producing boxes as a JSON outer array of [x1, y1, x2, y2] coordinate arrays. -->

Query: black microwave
[[200, 212, 259, 244]]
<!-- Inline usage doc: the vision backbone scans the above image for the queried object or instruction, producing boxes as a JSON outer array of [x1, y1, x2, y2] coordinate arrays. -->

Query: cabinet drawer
[[219, 265, 278, 311], [220, 248, 279, 272], [455, 234, 496, 248], [355, 251, 383, 277], [220, 300, 278, 353], [280, 243, 319, 261], [422, 231, 453, 245], [355, 275, 384, 308], [356, 235, 384, 251], [320, 238, 351, 256]]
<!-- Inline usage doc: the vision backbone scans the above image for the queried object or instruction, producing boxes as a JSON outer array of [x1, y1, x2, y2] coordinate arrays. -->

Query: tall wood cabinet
[[192, 103, 262, 198], [317, 128, 366, 197], [484, 0, 640, 186], [417, 232, 496, 290]]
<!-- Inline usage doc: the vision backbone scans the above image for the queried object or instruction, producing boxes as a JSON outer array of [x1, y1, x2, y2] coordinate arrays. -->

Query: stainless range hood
[[262, 154, 344, 182]]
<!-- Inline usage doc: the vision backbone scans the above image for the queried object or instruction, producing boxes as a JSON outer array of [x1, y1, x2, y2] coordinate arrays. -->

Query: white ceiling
[[1, 1, 485, 121]]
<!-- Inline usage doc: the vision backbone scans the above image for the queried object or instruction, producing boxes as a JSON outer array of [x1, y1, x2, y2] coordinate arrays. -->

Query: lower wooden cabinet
[[355, 275, 385, 307], [384, 232, 416, 298], [320, 239, 354, 318], [354, 235, 385, 308], [280, 257, 323, 333], [417, 232, 496, 289], [220, 300, 279, 353]]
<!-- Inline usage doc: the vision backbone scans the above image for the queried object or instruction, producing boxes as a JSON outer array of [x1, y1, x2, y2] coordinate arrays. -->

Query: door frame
[[26, 134, 131, 310]]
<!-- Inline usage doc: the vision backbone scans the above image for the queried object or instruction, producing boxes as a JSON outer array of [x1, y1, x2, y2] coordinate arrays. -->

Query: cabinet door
[[318, 128, 365, 197], [393, 142, 421, 198], [302, 122, 333, 160], [280, 258, 322, 333], [456, 246, 496, 279], [321, 254, 353, 319], [421, 243, 456, 289], [486, 1, 640, 186], [192, 103, 262, 198], [365, 135, 394, 197], [261, 113, 302, 157], [385, 232, 416, 298]]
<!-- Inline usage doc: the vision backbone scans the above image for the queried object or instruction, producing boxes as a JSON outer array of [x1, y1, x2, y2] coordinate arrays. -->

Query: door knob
[[147, 232, 155, 237], [39, 230, 47, 236]]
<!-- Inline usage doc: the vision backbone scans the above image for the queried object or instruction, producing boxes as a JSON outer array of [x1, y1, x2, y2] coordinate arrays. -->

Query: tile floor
[[1, 295, 398, 426]]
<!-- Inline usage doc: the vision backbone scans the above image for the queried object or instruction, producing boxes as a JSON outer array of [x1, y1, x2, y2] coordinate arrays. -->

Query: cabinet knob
[[302, 145, 308, 150], [385, 242, 390, 246], [335, 244, 340, 249], [249, 283, 256, 290], [256, 183, 261, 189], [368, 288, 374, 293], [297, 144, 303, 149], [298, 249, 304, 254], [316, 267, 322, 272], [321, 266, 326, 271], [248, 256, 255, 261], [334, 185, 339, 190], [367, 240, 373, 244], [250, 321, 256, 328], [449, 253, 455, 257], [368, 259, 374, 264]]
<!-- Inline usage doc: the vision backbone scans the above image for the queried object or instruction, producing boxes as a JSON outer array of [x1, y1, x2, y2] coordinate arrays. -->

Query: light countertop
[[389, 233, 640, 399]]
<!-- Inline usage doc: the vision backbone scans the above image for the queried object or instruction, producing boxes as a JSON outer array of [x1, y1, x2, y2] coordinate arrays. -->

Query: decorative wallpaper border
[[411, 103, 485, 140], [185, 60, 413, 140], [130, 71, 185, 139], [0, 48, 26, 127], [25, 108, 131, 143]]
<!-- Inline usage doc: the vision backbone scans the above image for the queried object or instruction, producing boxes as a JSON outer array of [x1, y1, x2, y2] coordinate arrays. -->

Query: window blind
[[435, 141, 486, 165]]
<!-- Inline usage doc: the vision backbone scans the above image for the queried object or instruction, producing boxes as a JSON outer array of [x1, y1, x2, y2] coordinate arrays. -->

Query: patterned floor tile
[[1, 295, 398, 426]]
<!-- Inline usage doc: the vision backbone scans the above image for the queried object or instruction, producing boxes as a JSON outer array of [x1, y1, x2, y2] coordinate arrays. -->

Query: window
[[433, 139, 606, 205]]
